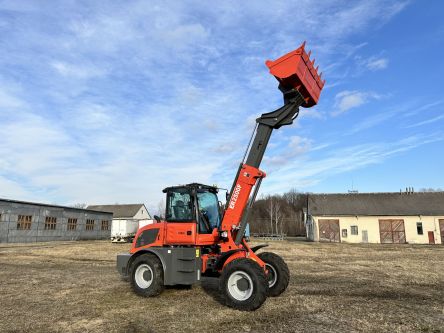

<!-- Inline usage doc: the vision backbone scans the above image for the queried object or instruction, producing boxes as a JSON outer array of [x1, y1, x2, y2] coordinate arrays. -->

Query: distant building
[[305, 192, 444, 244], [0, 198, 112, 243], [86, 204, 151, 222], [86, 204, 152, 242]]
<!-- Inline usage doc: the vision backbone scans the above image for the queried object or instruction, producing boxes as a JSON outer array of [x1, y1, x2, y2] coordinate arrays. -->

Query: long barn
[[0, 198, 112, 243], [305, 192, 444, 244]]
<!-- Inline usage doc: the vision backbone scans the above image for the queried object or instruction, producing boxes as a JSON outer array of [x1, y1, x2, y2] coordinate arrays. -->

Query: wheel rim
[[227, 270, 254, 301], [265, 263, 278, 288], [134, 264, 154, 289]]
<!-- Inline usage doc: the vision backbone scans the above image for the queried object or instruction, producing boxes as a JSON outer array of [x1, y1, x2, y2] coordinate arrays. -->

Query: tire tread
[[219, 258, 268, 311], [258, 252, 290, 297], [129, 253, 164, 297]]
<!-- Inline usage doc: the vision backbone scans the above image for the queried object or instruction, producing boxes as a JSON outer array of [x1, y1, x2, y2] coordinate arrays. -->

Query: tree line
[[247, 189, 308, 237]]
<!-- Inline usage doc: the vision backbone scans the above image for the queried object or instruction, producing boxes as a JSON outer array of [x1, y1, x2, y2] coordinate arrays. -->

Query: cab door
[[164, 188, 197, 245], [165, 222, 196, 245]]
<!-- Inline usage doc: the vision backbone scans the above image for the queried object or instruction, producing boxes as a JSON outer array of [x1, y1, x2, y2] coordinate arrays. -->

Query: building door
[[440, 220, 444, 245], [318, 219, 340, 242], [379, 219, 406, 244], [428, 231, 435, 244], [362, 230, 368, 243]]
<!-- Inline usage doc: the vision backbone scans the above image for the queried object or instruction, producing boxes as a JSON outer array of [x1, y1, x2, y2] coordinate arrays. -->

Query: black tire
[[219, 258, 268, 311], [258, 252, 290, 297], [129, 253, 164, 297]]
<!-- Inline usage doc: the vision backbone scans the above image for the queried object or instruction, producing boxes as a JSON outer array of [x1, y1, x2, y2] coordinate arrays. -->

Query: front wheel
[[258, 252, 290, 297], [129, 253, 164, 297], [219, 258, 268, 311]]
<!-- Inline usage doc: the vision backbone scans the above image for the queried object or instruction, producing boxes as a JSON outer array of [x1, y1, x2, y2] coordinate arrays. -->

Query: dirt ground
[[0, 240, 443, 333]]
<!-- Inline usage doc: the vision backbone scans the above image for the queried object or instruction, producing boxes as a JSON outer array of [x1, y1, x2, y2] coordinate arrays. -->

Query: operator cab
[[163, 183, 221, 234]]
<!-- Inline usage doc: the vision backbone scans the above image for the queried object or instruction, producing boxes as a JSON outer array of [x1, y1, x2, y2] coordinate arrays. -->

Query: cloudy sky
[[0, 1, 443, 212]]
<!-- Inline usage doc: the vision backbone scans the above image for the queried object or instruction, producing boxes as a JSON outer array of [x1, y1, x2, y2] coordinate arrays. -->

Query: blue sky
[[0, 1, 443, 212]]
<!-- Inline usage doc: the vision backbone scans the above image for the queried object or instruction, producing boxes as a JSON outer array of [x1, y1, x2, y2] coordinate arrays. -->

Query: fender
[[250, 244, 269, 253], [214, 249, 244, 270], [126, 249, 167, 277]]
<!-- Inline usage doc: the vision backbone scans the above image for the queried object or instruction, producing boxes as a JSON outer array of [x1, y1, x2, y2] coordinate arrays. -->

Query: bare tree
[[248, 190, 309, 236], [274, 200, 283, 235], [283, 188, 300, 206], [265, 196, 274, 234], [156, 199, 166, 219]]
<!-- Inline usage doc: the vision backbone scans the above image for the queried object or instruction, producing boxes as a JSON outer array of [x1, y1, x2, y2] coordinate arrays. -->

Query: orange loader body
[[117, 42, 325, 311]]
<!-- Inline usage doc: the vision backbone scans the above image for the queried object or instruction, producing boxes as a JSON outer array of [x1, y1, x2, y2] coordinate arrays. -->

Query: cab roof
[[162, 183, 218, 193]]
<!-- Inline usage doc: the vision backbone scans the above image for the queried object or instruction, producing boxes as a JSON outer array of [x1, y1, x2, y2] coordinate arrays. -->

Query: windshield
[[197, 190, 220, 232]]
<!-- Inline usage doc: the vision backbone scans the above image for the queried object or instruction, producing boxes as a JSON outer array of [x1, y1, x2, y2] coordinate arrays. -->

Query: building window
[[67, 218, 77, 230], [44, 216, 57, 230], [342, 229, 348, 237], [17, 215, 32, 230], [86, 219, 95, 231], [101, 220, 109, 231], [351, 225, 359, 235], [416, 222, 423, 235]]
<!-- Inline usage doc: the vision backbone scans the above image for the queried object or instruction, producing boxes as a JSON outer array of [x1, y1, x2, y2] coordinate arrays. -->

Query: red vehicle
[[117, 42, 325, 311]]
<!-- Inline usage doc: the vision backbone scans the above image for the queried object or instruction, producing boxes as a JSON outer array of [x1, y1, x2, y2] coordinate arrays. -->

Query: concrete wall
[[0, 201, 112, 243], [309, 215, 444, 244]]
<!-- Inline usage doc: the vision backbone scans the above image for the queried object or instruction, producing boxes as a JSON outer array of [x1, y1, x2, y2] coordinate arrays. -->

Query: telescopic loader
[[117, 42, 325, 310]]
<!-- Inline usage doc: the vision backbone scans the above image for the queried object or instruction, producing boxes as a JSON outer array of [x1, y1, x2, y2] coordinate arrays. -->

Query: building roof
[[86, 204, 146, 218], [0, 198, 113, 215], [308, 192, 444, 216]]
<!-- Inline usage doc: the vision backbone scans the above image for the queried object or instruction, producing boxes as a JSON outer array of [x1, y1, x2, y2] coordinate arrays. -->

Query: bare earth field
[[0, 240, 443, 333]]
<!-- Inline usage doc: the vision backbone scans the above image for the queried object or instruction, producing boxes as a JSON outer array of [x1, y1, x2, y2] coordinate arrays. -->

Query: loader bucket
[[266, 42, 325, 108]]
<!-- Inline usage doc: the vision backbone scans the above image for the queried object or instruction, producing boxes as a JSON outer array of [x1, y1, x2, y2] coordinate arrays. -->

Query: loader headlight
[[220, 231, 228, 238]]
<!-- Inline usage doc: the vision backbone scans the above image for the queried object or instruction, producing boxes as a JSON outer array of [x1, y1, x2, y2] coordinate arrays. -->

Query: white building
[[87, 204, 152, 242], [305, 192, 444, 245]]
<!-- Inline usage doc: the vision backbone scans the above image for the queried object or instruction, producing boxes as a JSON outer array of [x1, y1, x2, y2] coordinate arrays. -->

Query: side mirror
[[153, 215, 161, 223], [226, 192, 230, 202]]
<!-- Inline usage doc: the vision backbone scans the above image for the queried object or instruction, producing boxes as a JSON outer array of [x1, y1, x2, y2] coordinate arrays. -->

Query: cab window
[[166, 190, 193, 222], [197, 190, 221, 232]]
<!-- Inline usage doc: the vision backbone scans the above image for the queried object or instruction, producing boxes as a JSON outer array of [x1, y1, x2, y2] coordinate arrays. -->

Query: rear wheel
[[130, 253, 164, 297], [219, 258, 268, 311], [258, 252, 290, 297]]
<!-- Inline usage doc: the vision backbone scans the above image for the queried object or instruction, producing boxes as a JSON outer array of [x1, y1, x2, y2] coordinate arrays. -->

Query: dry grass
[[0, 240, 443, 333]]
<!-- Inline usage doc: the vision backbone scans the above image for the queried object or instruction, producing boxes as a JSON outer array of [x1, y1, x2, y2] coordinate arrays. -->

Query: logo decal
[[229, 184, 242, 209]]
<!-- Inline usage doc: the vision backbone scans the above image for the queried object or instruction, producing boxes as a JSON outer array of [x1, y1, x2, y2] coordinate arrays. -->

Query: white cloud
[[403, 100, 443, 117], [0, 88, 25, 109], [263, 136, 312, 168], [262, 133, 444, 194], [314, 1, 408, 40], [348, 111, 394, 134], [0, 177, 30, 200], [0, 0, 412, 208], [336, 91, 367, 112], [346, 102, 411, 134], [51, 61, 107, 79], [354, 55, 389, 72], [405, 114, 444, 128], [333, 90, 384, 115], [288, 136, 312, 155], [366, 57, 388, 70], [0, 81, 27, 110]]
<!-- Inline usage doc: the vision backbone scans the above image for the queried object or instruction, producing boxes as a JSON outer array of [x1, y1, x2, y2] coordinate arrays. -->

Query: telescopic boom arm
[[220, 42, 325, 244]]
